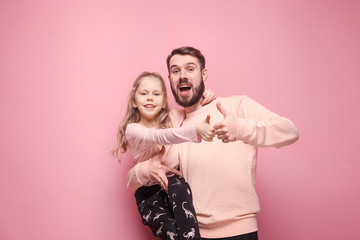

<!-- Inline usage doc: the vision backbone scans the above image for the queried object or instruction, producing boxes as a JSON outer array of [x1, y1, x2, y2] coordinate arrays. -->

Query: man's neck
[[184, 100, 203, 114]]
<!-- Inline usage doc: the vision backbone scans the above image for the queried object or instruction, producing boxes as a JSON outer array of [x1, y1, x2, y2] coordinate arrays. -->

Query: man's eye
[[188, 68, 194, 72], [172, 69, 179, 74]]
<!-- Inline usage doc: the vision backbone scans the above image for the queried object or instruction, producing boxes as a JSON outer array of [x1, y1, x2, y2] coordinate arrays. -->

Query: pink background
[[1, 0, 359, 239]]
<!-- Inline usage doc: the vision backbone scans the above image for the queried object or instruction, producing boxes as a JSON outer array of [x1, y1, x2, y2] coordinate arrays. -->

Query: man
[[128, 46, 299, 240]]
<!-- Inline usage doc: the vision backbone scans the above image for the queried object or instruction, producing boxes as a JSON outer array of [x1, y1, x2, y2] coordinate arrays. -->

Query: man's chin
[[175, 98, 189, 107], [176, 96, 198, 107]]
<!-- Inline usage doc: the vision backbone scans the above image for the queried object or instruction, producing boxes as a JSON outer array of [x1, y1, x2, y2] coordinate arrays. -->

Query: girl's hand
[[201, 89, 217, 106], [148, 146, 182, 193], [196, 115, 215, 142]]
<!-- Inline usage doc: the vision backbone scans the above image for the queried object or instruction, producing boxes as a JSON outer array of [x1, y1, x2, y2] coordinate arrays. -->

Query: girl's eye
[[154, 92, 161, 96], [140, 92, 146, 95]]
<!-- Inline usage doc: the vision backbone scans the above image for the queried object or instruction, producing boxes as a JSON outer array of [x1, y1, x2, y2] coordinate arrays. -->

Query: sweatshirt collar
[[185, 98, 219, 119]]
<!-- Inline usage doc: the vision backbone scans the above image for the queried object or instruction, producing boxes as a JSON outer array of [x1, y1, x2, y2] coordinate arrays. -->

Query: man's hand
[[201, 89, 217, 106], [148, 146, 182, 193], [213, 101, 238, 143], [196, 115, 215, 142]]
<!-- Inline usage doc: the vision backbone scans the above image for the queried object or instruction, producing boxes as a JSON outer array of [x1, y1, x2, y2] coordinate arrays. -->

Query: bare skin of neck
[[139, 118, 157, 128]]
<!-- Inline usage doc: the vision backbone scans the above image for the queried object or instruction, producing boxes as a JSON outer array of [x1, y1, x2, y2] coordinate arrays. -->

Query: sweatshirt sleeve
[[235, 96, 299, 148], [126, 160, 151, 191], [125, 123, 200, 147]]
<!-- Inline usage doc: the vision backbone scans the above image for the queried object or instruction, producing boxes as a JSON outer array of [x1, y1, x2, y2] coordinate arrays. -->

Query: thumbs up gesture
[[196, 114, 215, 142], [214, 101, 238, 143]]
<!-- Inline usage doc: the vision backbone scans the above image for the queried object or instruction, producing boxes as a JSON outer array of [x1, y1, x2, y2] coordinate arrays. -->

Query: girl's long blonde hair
[[112, 72, 172, 162]]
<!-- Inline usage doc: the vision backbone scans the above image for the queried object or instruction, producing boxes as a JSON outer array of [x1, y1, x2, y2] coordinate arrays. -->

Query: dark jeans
[[202, 231, 258, 240], [135, 175, 200, 240]]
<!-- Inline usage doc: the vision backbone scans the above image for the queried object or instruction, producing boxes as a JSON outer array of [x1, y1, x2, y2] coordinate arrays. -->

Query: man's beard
[[171, 78, 205, 107]]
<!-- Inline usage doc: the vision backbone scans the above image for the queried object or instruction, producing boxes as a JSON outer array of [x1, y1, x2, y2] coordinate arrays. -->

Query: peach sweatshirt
[[127, 95, 299, 238], [126, 111, 199, 189]]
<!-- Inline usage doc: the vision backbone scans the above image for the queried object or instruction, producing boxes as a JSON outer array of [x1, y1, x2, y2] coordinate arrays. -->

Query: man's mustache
[[177, 79, 193, 88]]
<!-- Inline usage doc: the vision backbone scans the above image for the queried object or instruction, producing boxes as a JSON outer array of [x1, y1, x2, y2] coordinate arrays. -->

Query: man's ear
[[202, 68, 208, 82]]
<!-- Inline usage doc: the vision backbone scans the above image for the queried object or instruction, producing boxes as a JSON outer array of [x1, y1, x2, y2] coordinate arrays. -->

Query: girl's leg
[[135, 185, 179, 240], [168, 175, 201, 240]]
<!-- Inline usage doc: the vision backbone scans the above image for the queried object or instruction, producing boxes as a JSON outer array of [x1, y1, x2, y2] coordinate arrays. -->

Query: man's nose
[[180, 69, 187, 79]]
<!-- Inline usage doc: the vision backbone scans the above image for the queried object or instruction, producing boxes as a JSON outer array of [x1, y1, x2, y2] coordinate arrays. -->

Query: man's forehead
[[169, 54, 200, 68]]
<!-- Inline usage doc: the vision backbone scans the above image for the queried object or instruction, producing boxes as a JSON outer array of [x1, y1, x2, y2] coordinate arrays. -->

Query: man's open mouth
[[178, 83, 192, 96]]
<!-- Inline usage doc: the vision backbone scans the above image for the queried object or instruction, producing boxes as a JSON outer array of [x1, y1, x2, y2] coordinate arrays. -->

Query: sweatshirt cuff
[[134, 160, 151, 186], [188, 124, 201, 143]]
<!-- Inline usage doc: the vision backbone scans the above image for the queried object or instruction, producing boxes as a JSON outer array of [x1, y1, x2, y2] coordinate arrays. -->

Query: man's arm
[[127, 147, 182, 193], [214, 96, 299, 147], [127, 160, 151, 191]]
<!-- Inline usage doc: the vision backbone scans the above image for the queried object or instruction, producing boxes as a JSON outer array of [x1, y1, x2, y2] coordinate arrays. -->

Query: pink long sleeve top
[[125, 111, 200, 190]]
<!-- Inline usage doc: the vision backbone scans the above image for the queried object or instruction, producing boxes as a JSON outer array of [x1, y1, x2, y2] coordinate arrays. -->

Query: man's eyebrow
[[170, 62, 197, 69], [170, 64, 178, 69]]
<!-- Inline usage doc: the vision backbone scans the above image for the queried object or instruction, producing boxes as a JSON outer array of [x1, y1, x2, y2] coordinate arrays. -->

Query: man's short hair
[[166, 46, 206, 71]]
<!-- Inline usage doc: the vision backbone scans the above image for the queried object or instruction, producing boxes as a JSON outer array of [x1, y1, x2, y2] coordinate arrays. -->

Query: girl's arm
[[125, 119, 215, 147], [125, 123, 200, 147]]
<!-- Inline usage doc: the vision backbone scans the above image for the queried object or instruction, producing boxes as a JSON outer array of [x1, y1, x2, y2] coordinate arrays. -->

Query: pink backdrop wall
[[1, 0, 359, 239]]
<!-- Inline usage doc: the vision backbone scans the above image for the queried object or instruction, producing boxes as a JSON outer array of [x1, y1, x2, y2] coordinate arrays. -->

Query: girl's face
[[133, 76, 166, 126]]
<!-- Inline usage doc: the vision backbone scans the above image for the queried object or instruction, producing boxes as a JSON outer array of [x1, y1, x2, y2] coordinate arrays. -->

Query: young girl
[[112, 71, 215, 240]]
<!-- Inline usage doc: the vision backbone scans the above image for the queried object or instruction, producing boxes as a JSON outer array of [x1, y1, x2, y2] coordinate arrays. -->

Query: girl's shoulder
[[125, 123, 145, 136], [127, 122, 142, 128]]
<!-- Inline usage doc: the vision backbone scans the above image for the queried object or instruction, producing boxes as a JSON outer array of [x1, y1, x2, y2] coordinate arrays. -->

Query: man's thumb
[[216, 101, 227, 117], [205, 114, 211, 124]]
